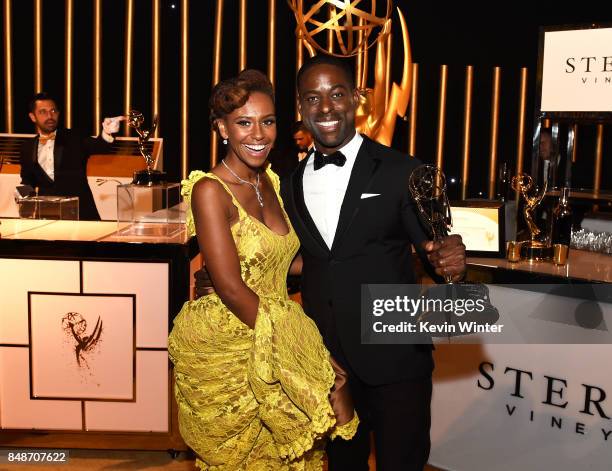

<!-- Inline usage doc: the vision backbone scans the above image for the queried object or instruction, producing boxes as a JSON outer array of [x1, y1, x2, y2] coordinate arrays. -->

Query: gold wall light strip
[[267, 0, 276, 87], [239, 0, 247, 71], [295, 36, 303, 120], [594, 124, 604, 193], [460, 65, 473, 200], [123, 0, 134, 136], [152, 0, 161, 137], [435, 65, 448, 187], [93, 0, 102, 135], [210, 0, 224, 168], [3, 0, 13, 133], [515, 67, 528, 182], [408, 62, 418, 157], [181, 0, 189, 179], [64, 0, 73, 128], [34, 0, 43, 93], [488, 66, 501, 199]]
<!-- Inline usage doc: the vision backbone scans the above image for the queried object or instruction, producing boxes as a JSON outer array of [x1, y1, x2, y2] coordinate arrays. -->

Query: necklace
[[222, 159, 264, 207]]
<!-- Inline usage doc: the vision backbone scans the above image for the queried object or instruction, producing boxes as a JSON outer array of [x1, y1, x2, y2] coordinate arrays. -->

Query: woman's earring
[[223, 138, 228, 145]]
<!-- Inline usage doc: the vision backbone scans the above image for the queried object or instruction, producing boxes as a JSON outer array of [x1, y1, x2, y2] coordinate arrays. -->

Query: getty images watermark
[[360, 284, 612, 344]]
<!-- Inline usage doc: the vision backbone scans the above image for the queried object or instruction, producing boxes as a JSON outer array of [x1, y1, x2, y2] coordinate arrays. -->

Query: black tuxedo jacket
[[19, 129, 112, 220], [281, 135, 434, 386]]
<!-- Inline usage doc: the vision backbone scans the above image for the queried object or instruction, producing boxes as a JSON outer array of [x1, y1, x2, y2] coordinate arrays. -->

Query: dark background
[[1, 0, 610, 198]]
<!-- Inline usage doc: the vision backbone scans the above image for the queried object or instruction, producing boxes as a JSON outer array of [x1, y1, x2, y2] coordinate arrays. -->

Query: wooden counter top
[[0, 218, 190, 244], [468, 249, 612, 283]]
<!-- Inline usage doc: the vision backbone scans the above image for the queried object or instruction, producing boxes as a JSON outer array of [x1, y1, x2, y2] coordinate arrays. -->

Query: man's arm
[[83, 116, 125, 155]]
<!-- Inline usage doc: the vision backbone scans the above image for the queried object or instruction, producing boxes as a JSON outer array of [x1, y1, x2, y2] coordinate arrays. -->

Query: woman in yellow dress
[[168, 69, 358, 470]]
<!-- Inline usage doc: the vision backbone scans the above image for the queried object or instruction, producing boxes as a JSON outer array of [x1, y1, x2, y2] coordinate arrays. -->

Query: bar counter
[[0, 218, 198, 451], [467, 249, 612, 283], [432, 249, 612, 470]]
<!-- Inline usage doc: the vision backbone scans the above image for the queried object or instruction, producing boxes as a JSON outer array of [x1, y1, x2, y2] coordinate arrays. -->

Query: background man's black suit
[[281, 135, 435, 470], [19, 129, 112, 220]]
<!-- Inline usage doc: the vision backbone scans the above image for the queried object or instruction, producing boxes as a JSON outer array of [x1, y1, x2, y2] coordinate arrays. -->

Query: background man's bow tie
[[39, 134, 56, 145], [313, 150, 346, 171]]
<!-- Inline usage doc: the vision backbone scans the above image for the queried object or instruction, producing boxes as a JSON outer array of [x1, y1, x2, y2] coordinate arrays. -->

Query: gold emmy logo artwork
[[288, 0, 412, 146], [61, 312, 103, 368]]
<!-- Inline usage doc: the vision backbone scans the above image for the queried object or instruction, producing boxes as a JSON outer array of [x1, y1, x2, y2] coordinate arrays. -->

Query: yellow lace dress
[[168, 168, 358, 470]]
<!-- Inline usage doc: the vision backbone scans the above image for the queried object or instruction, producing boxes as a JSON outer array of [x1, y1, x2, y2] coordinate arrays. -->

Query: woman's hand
[[328, 357, 355, 426], [289, 253, 303, 276]]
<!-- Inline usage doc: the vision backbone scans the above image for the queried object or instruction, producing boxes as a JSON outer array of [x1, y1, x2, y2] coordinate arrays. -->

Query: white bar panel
[[0, 259, 80, 344], [85, 350, 168, 432], [0, 347, 82, 429], [82, 261, 169, 348]]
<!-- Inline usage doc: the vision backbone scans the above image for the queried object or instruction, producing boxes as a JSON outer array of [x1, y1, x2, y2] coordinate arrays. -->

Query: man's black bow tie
[[313, 150, 346, 171]]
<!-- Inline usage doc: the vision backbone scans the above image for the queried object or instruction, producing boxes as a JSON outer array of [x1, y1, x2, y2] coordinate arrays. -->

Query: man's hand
[[422, 234, 466, 282], [194, 266, 215, 298], [102, 116, 126, 136]]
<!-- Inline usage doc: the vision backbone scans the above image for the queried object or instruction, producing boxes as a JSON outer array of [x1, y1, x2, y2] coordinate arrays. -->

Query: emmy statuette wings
[[127, 110, 167, 185]]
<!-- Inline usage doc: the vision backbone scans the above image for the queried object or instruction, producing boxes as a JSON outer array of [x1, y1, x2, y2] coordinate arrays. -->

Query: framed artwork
[[29, 293, 135, 401], [449, 201, 505, 258]]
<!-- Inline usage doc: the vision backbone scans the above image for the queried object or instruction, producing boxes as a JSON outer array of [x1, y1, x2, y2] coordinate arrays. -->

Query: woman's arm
[[191, 177, 259, 328], [288, 253, 303, 276]]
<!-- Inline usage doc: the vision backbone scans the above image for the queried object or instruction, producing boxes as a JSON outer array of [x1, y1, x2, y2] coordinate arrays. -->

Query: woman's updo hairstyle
[[209, 69, 274, 131]]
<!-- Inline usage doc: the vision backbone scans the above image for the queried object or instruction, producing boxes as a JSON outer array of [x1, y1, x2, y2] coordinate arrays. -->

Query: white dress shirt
[[303, 132, 363, 248], [37, 133, 56, 181], [297, 144, 314, 162]]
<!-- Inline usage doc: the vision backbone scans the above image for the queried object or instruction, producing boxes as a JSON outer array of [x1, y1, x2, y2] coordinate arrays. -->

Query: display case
[[16, 196, 79, 220], [116, 182, 184, 237]]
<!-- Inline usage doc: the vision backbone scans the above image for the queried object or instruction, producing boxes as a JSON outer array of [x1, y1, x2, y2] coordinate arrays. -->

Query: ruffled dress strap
[[264, 166, 284, 209], [181, 170, 246, 237]]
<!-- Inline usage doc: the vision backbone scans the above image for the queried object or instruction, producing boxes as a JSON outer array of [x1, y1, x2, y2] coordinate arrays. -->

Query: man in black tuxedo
[[292, 120, 314, 162], [280, 55, 467, 470], [19, 92, 124, 220]]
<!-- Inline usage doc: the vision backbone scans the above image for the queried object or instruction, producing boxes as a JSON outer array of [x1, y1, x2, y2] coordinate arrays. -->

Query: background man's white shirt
[[303, 132, 363, 248], [37, 134, 56, 181]]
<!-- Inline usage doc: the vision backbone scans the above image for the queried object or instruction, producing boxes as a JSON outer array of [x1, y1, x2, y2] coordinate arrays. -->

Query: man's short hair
[[297, 55, 355, 92], [292, 120, 310, 136], [29, 92, 58, 113]]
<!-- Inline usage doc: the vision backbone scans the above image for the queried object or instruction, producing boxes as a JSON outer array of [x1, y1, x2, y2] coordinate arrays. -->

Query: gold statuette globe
[[288, 0, 391, 57]]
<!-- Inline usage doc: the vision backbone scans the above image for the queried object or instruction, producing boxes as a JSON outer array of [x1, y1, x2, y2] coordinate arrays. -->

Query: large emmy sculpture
[[288, 0, 411, 146], [511, 173, 553, 261], [127, 110, 166, 185]]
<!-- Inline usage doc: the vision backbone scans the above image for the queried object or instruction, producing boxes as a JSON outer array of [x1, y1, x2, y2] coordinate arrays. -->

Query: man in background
[[292, 120, 314, 161], [268, 121, 314, 179], [19, 92, 124, 220]]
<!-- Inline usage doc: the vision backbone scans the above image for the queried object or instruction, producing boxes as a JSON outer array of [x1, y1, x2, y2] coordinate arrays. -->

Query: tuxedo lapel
[[291, 158, 329, 254], [53, 130, 65, 173], [29, 137, 39, 164], [331, 138, 381, 252]]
